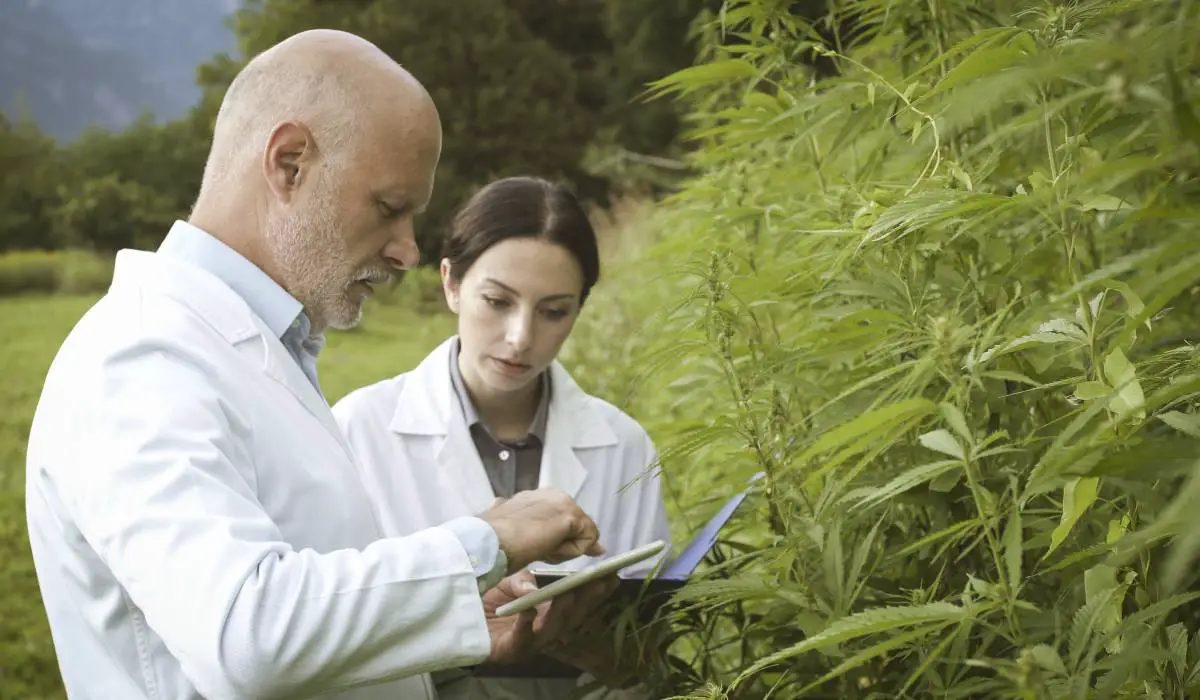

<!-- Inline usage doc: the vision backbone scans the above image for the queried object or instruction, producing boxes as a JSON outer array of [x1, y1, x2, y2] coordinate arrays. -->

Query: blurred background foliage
[[4, 0, 1200, 698]]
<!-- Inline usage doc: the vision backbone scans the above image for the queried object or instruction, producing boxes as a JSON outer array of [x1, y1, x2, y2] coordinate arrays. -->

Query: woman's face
[[441, 237, 584, 396]]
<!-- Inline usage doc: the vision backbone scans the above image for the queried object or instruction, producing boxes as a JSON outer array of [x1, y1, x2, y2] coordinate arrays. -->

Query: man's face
[[267, 110, 441, 332]]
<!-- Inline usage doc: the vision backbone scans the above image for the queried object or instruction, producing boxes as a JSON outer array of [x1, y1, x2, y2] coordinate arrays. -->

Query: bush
[[0, 250, 113, 297], [560, 0, 1200, 697], [52, 174, 179, 253]]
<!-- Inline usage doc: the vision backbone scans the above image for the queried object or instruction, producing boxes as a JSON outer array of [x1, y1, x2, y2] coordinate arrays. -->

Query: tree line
[[0, 0, 723, 263]]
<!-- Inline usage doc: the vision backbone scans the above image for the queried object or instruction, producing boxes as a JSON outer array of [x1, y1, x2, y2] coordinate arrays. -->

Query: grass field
[[0, 291, 458, 698]]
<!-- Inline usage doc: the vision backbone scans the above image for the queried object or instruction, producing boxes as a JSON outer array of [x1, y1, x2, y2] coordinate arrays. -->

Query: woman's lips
[[491, 356, 531, 376]]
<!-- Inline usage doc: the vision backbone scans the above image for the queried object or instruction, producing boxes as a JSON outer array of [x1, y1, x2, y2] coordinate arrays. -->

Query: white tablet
[[494, 539, 667, 617]]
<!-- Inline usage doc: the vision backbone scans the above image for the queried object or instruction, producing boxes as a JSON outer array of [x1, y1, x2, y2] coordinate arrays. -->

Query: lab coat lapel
[[391, 339, 496, 515], [258, 334, 348, 449], [538, 362, 618, 499], [122, 248, 351, 456]]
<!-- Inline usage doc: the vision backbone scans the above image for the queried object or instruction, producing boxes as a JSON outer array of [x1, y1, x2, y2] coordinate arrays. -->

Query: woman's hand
[[480, 569, 619, 665], [543, 612, 646, 690]]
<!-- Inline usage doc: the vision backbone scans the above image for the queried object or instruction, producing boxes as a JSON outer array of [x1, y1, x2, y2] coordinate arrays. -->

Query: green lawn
[[0, 292, 458, 698]]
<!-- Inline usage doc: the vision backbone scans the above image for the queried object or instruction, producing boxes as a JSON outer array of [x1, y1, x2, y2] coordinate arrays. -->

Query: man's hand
[[479, 489, 605, 573], [481, 570, 619, 666]]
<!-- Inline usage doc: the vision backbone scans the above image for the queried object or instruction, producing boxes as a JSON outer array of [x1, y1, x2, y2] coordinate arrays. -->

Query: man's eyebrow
[[483, 278, 576, 301]]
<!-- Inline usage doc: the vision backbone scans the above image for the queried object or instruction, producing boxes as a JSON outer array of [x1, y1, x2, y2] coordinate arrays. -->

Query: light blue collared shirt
[[156, 221, 505, 592], [157, 220, 324, 397]]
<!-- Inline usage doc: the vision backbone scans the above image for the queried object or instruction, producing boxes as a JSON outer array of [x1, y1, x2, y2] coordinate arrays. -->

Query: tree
[[202, 0, 601, 263], [63, 111, 211, 228], [0, 108, 62, 252], [52, 173, 179, 252]]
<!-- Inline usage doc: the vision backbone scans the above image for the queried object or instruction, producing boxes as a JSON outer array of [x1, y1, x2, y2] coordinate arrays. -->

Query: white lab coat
[[24, 250, 493, 700], [331, 337, 672, 700]]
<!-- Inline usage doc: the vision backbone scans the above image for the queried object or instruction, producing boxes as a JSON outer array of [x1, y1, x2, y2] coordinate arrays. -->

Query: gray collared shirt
[[447, 338, 549, 498]]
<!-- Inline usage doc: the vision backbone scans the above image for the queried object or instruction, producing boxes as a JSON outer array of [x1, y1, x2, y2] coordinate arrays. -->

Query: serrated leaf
[[886, 520, 979, 562], [926, 36, 1029, 98], [1047, 477, 1101, 558], [794, 623, 948, 696], [939, 403, 972, 443], [1074, 380, 1111, 401], [646, 59, 760, 98], [930, 469, 963, 492], [851, 459, 961, 511], [1069, 581, 1127, 668], [1107, 515, 1130, 545], [1039, 318, 1089, 343], [973, 325, 1088, 365], [1159, 411, 1200, 438], [919, 429, 966, 459], [1083, 563, 1125, 654], [731, 603, 968, 688], [980, 370, 1043, 387], [1168, 622, 1189, 677], [1114, 251, 1200, 349], [1026, 644, 1067, 676], [1076, 194, 1130, 211], [864, 191, 1006, 244], [824, 519, 845, 614], [1104, 347, 1145, 421], [798, 398, 937, 463], [1005, 506, 1023, 588]]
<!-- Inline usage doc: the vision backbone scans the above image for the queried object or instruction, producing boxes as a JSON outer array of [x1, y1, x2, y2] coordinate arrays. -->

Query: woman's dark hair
[[441, 176, 601, 305]]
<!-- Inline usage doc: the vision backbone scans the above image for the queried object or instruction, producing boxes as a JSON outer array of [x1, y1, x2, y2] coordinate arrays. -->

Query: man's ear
[[440, 258, 461, 314], [262, 121, 315, 204]]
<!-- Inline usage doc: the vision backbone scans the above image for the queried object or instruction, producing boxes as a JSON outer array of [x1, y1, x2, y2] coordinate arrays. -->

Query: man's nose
[[383, 220, 420, 270]]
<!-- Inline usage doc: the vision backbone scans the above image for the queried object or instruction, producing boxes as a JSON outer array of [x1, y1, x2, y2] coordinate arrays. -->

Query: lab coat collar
[[157, 220, 305, 340], [108, 247, 349, 455], [389, 337, 617, 506]]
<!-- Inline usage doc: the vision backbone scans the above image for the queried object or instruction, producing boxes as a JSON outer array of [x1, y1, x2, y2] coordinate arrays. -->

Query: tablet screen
[[494, 539, 667, 617]]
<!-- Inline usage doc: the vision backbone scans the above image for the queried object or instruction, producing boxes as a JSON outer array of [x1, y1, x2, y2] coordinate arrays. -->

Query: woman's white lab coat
[[331, 337, 672, 699], [24, 250, 493, 700]]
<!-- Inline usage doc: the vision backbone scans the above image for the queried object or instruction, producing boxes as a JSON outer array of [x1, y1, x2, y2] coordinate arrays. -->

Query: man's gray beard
[[265, 203, 359, 333]]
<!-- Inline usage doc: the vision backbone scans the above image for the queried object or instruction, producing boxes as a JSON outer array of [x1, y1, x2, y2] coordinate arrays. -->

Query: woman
[[331, 176, 671, 699]]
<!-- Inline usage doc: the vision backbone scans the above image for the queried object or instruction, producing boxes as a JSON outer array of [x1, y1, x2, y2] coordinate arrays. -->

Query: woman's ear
[[440, 258, 460, 313]]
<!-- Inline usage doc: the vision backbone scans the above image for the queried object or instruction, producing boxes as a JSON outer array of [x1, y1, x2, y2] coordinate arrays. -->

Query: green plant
[[560, 0, 1200, 697]]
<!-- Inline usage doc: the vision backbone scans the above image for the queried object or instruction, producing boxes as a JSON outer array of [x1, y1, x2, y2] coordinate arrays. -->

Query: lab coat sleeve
[[618, 432, 674, 577], [52, 340, 491, 700], [331, 390, 507, 588]]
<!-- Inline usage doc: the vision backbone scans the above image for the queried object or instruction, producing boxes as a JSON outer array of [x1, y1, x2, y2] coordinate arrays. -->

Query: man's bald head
[[200, 29, 435, 192], [190, 29, 443, 334]]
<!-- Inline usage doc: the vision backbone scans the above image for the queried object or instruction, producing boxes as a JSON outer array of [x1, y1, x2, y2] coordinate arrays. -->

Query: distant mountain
[[0, 0, 240, 141]]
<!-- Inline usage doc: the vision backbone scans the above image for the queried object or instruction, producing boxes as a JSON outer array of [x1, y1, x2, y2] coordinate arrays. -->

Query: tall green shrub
[[563, 0, 1200, 697]]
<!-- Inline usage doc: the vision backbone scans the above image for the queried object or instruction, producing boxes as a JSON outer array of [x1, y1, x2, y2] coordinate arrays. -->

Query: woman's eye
[[483, 296, 508, 308], [542, 308, 569, 320]]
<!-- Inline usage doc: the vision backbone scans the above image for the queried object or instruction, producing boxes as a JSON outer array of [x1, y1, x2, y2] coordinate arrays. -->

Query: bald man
[[25, 29, 615, 700]]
